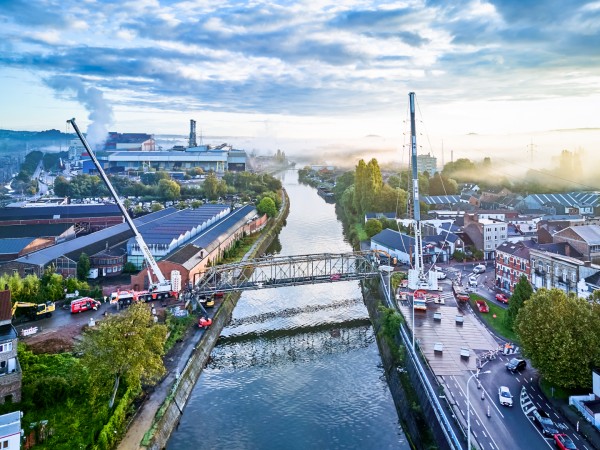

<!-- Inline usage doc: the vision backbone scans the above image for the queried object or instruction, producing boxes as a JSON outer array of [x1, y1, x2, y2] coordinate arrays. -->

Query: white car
[[498, 386, 513, 407], [473, 264, 486, 274], [468, 275, 478, 287], [434, 270, 446, 280]]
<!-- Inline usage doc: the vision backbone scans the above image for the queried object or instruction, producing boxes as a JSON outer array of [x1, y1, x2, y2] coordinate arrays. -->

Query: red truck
[[70, 297, 101, 314], [476, 299, 489, 313]]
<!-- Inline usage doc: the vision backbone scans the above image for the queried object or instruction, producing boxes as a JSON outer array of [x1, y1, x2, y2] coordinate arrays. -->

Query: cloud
[[0, 0, 599, 130]]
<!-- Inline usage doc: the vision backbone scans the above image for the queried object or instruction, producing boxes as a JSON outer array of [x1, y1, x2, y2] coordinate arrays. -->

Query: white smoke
[[46, 76, 114, 149]]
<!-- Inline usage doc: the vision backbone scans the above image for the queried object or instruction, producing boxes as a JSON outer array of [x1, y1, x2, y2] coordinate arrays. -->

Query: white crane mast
[[67, 119, 169, 291]]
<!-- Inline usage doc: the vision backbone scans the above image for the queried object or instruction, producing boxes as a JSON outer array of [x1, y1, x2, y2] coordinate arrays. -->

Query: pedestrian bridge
[[188, 251, 385, 305]]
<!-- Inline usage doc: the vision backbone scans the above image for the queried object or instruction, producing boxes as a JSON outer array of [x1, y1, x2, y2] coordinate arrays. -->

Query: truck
[[68, 119, 181, 302], [12, 301, 55, 321], [70, 297, 101, 314], [453, 283, 470, 302], [412, 289, 427, 311]]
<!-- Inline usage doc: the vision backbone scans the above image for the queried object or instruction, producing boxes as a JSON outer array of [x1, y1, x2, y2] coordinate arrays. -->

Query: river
[[167, 170, 408, 449]]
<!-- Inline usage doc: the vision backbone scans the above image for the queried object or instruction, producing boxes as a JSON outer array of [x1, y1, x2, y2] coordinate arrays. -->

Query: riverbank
[[118, 190, 290, 450]]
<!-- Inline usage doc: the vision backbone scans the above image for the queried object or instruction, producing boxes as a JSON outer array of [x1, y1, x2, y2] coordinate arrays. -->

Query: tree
[[203, 172, 219, 200], [158, 179, 181, 201], [77, 303, 167, 405], [515, 289, 600, 389], [39, 267, 64, 302], [505, 275, 533, 330], [77, 253, 91, 281], [53, 175, 70, 197], [364, 219, 383, 238], [257, 197, 277, 218]]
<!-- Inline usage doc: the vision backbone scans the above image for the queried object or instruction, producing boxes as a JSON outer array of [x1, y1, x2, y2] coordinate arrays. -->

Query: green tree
[[158, 179, 181, 201], [505, 275, 533, 330], [78, 303, 167, 405], [203, 172, 219, 200], [77, 253, 91, 281], [364, 219, 383, 238], [516, 289, 600, 389], [353, 159, 367, 217], [257, 197, 277, 218], [151, 203, 164, 212], [53, 175, 70, 197], [429, 172, 458, 195], [39, 267, 64, 302]]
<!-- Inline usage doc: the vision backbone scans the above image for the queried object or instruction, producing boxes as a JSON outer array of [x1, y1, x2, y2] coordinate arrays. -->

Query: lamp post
[[467, 370, 490, 450]]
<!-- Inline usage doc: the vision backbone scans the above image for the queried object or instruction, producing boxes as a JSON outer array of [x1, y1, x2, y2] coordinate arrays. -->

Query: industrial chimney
[[189, 119, 198, 148]]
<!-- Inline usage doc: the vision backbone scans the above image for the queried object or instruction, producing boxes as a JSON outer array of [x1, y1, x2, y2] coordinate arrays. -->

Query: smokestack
[[189, 119, 198, 148]]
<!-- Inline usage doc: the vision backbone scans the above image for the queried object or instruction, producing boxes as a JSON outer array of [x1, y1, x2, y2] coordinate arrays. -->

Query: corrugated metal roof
[[422, 195, 461, 205], [0, 238, 36, 255], [0, 204, 122, 220], [16, 208, 178, 266], [0, 223, 72, 238], [528, 192, 600, 207], [569, 225, 600, 244]]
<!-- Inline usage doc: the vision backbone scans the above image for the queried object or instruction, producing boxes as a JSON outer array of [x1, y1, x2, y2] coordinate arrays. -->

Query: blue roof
[[0, 238, 36, 255], [190, 204, 256, 249], [0, 204, 121, 220], [371, 229, 415, 254]]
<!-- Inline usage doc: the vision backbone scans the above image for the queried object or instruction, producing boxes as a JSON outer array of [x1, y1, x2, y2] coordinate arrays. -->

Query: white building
[[0, 411, 21, 449]]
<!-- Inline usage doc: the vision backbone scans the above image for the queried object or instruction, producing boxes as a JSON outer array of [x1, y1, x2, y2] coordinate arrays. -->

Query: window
[[0, 342, 12, 353]]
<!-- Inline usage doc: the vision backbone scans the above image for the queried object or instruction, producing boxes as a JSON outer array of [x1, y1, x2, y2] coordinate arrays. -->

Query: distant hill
[[0, 129, 75, 141]]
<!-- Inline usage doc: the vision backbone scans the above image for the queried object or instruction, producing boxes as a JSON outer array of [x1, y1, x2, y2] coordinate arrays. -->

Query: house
[[0, 411, 21, 449], [570, 369, 600, 431], [495, 240, 536, 293], [370, 229, 447, 265], [462, 214, 508, 260], [529, 244, 596, 294], [553, 225, 600, 264], [0, 291, 21, 404], [364, 212, 396, 224], [520, 192, 600, 216]]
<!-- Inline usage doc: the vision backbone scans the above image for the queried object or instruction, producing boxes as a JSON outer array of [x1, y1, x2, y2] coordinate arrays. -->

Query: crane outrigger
[[67, 119, 181, 303]]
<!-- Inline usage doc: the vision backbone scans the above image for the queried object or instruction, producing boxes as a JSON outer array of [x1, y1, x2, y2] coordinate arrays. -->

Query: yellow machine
[[11, 301, 56, 320]]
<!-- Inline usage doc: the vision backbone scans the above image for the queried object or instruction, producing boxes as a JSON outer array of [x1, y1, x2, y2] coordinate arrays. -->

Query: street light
[[467, 370, 491, 450]]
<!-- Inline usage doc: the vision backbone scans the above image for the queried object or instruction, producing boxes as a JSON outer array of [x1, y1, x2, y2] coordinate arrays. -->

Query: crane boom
[[67, 118, 168, 288]]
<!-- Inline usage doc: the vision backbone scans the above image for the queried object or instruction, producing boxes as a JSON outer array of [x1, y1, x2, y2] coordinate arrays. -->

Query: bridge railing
[[188, 252, 381, 306]]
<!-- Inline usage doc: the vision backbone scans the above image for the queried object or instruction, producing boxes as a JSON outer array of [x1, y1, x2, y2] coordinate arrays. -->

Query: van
[[473, 264, 486, 274]]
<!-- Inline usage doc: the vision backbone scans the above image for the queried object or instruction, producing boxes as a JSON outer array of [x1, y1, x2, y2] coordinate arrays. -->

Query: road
[[432, 262, 593, 450]]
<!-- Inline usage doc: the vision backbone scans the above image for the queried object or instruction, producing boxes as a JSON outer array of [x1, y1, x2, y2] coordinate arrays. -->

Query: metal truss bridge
[[188, 251, 382, 305]]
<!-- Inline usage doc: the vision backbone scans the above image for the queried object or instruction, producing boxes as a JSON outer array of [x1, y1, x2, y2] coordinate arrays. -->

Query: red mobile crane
[[68, 119, 181, 303]]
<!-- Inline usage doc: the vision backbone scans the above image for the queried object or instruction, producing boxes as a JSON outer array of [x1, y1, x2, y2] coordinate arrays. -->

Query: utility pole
[[527, 139, 537, 165]]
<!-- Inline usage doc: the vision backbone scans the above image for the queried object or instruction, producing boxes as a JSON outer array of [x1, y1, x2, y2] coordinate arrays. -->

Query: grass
[[539, 378, 584, 401], [470, 293, 519, 343]]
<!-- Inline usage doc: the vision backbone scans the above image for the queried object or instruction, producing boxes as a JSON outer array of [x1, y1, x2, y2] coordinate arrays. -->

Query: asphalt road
[[433, 263, 594, 450]]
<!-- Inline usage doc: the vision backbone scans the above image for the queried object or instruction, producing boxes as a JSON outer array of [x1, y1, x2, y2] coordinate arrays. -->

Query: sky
[[1, 0, 600, 166]]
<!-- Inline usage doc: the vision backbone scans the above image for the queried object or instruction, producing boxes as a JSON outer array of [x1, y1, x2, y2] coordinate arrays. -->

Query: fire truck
[[69, 119, 181, 305]]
